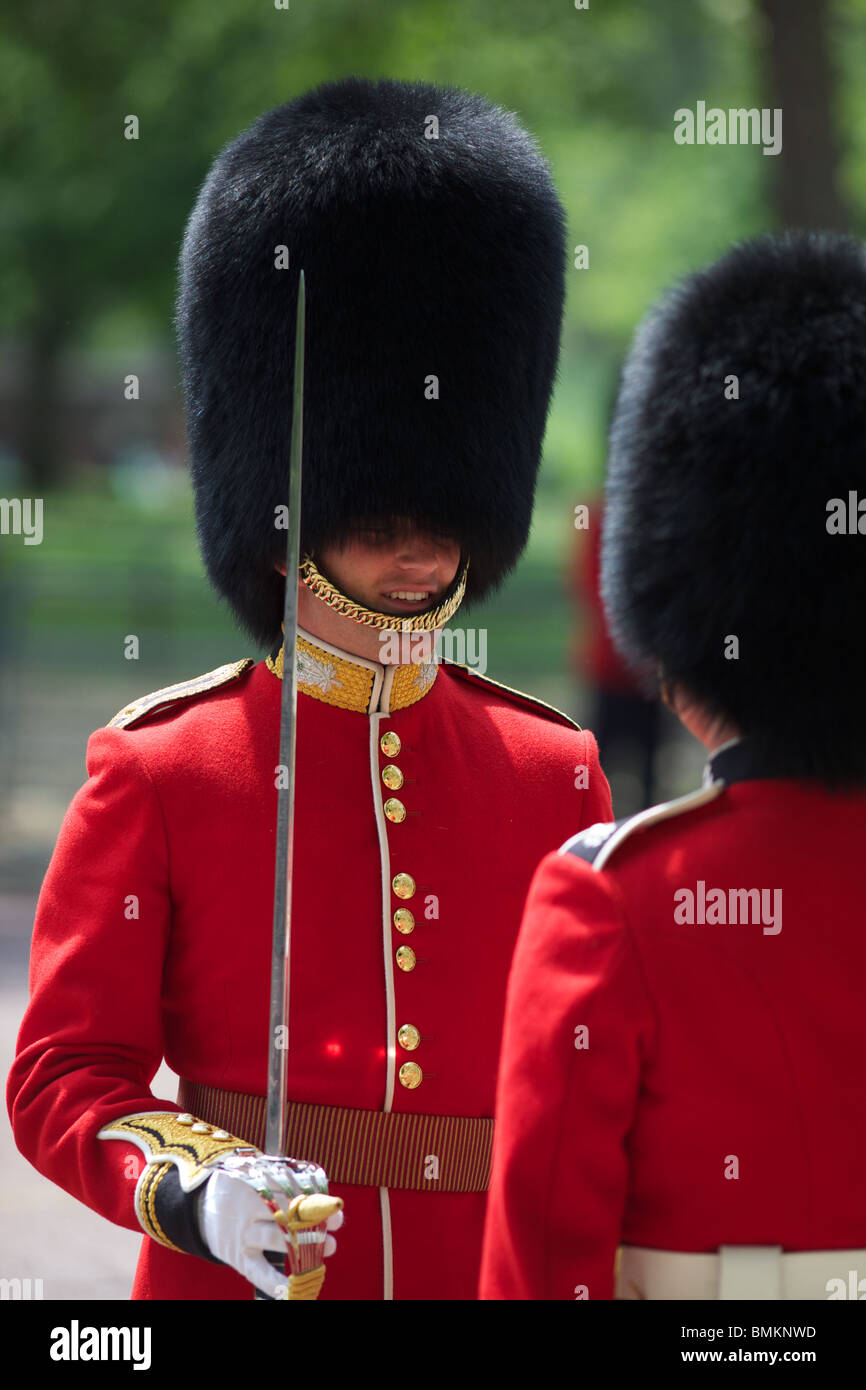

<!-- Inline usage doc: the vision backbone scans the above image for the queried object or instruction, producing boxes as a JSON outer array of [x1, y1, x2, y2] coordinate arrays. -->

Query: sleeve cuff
[[97, 1110, 256, 1261], [137, 1161, 221, 1262]]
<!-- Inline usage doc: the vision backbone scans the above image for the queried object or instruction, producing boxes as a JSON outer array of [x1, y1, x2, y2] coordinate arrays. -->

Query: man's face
[[317, 517, 461, 617]]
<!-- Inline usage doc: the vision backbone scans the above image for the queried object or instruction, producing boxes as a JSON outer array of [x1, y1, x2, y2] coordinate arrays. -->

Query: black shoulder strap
[[559, 781, 725, 872], [560, 815, 635, 866]]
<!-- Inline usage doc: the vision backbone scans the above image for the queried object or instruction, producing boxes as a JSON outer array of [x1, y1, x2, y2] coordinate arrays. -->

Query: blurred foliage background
[[0, 0, 862, 887]]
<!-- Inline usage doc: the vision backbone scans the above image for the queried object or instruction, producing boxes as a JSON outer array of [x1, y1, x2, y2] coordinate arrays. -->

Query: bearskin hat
[[602, 231, 866, 784], [176, 77, 567, 646]]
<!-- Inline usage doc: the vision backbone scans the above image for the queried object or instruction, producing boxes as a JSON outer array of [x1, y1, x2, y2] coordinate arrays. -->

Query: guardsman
[[7, 77, 611, 1301], [480, 231, 866, 1300]]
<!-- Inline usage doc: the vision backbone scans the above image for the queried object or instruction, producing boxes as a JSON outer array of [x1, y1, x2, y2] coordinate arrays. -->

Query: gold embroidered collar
[[266, 627, 439, 715]]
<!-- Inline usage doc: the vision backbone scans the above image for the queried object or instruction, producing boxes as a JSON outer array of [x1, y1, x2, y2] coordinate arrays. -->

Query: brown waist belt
[[177, 1079, 494, 1193]]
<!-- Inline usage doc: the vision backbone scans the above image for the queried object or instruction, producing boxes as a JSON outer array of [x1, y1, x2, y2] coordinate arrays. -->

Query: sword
[[255, 271, 341, 1302], [266, 268, 305, 1160]]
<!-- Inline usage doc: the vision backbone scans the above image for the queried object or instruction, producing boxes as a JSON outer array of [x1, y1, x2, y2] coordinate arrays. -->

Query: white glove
[[196, 1153, 343, 1298]]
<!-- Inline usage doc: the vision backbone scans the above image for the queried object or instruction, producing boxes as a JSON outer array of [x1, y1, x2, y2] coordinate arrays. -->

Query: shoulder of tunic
[[559, 781, 725, 871], [443, 661, 582, 731], [107, 658, 256, 730]]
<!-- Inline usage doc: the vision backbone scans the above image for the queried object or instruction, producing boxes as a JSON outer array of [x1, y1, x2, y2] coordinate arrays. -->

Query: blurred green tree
[[0, 0, 860, 487]]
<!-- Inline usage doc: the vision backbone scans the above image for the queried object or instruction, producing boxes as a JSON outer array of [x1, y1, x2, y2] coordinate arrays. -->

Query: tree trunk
[[19, 317, 67, 491], [759, 0, 850, 231]]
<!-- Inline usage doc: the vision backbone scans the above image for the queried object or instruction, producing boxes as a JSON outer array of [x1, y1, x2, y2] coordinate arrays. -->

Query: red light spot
[[376, 1047, 386, 1059], [325, 1041, 342, 1058]]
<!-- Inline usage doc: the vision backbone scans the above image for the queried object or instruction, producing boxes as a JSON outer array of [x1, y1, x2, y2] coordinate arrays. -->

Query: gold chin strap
[[300, 556, 469, 632]]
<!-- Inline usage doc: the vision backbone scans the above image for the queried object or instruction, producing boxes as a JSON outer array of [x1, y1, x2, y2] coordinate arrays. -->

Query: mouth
[[380, 588, 437, 613]]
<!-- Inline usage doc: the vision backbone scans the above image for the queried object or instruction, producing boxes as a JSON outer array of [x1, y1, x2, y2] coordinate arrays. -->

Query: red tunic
[[479, 740, 866, 1299], [7, 632, 611, 1300]]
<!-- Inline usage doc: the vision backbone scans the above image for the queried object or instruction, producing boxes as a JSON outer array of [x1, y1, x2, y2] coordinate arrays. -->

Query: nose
[[393, 532, 439, 569], [391, 530, 447, 575]]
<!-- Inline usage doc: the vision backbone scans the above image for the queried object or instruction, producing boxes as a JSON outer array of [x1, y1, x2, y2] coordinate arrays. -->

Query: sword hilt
[[257, 1260, 327, 1301], [254, 1192, 343, 1301], [274, 1192, 344, 1234]]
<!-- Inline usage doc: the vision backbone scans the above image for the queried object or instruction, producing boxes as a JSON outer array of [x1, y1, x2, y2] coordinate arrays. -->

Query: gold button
[[176, 1114, 195, 1126], [382, 764, 404, 791], [398, 1023, 421, 1052], [399, 1061, 423, 1089], [380, 731, 401, 757], [190, 1121, 211, 1134], [392, 872, 416, 900], [384, 797, 406, 823], [396, 945, 416, 972], [393, 907, 415, 934]]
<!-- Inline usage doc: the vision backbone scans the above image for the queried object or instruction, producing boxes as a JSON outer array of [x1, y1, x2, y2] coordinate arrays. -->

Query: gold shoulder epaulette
[[108, 659, 255, 730], [559, 781, 725, 872], [444, 661, 581, 731]]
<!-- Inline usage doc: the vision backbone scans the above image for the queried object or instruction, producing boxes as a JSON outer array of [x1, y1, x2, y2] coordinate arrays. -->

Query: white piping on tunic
[[368, 699, 397, 1111], [379, 1187, 394, 1301], [291, 631, 414, 1298], [369, 698, 397, 1299], [378, 663, 396, 715], [300, 631, 402, 1299]]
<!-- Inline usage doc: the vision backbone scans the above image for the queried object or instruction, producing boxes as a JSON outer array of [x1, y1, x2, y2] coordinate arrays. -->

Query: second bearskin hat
[[602, 230, 866, 784], [177, 77, 567, 645]]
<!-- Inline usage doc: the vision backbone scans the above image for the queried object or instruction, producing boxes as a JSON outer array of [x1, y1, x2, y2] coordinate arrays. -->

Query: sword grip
[[254, 1250, 287, 1302]]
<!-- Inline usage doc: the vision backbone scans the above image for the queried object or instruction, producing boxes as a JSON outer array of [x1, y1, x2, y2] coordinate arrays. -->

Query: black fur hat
[[177, 77, 567, 645], [602, 231, 866, 784]]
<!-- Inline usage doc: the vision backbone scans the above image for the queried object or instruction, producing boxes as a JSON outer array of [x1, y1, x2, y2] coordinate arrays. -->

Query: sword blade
[[266, 269, 306, 1156]]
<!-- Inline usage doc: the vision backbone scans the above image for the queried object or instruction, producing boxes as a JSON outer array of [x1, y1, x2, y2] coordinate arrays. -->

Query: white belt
[[615, 1245, 866, 1300]]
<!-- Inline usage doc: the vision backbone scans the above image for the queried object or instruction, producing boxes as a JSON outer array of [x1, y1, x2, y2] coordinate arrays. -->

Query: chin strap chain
[[299, 556, 469, 631]]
